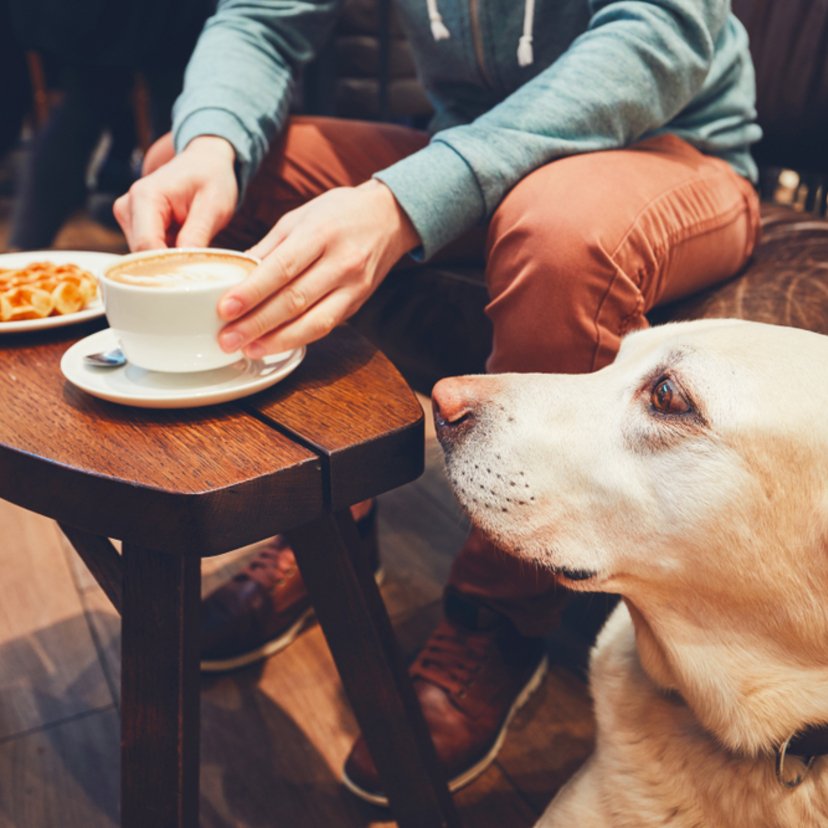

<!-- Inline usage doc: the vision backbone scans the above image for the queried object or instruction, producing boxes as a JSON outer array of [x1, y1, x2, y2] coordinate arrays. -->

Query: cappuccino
[[101, 247, 260, 372], [106, 250, 255, 289]]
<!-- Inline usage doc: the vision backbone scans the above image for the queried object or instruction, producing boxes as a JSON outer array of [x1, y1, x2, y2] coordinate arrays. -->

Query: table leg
[[288, 511, 462, 828], [121, 544, 201, 828], [58, 524, 122, 612]]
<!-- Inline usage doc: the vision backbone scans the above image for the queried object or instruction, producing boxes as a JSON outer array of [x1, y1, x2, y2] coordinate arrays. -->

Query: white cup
[[100, 248, 259, 373]]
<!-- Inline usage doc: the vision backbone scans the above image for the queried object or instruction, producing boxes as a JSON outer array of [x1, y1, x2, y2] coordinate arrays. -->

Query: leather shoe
[[342, 587, 548, 805], [200, 500, 379, 672]]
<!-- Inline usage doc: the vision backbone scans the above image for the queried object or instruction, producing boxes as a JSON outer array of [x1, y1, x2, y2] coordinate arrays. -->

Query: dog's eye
[[650, 376, 692, 415]]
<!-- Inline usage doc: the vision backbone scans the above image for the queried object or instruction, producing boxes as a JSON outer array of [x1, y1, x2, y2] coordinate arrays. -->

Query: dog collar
[[776, 725, 828, 788], [786, 724, 828, 759], [666, 689, 828, 788]]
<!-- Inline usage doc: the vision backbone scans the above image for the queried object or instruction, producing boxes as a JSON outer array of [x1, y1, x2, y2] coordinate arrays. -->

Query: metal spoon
[[83, 348, 127, 368]]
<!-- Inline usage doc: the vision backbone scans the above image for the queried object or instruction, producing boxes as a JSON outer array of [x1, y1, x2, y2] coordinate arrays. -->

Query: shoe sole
[[200, 567, 386, 673], [341, 653, 549, 807]]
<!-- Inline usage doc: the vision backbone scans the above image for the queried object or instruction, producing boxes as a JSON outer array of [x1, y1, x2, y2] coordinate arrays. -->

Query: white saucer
[[61, 329, 305, 409]]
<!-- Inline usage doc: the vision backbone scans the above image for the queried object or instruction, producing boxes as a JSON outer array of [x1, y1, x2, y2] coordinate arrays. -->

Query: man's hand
[[114, 135, 238, 251], [217, 180, 420, 358]]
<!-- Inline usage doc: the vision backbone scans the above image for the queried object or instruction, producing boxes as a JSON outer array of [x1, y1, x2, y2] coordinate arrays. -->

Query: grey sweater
[[173, 0, 761, 259]]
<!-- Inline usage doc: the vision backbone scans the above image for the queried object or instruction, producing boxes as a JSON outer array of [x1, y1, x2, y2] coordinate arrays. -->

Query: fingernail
[[220, 297, 243, 318], [246, 342, 264, 359], [221, 332, 242, 352]]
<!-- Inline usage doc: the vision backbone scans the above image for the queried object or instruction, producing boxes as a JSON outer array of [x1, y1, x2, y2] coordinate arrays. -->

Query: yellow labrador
[[432, 319, 828, 828]]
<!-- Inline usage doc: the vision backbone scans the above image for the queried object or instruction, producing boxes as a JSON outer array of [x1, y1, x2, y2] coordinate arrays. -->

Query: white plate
[[61, 329, 306, 409], [0, 250, 120, 333]]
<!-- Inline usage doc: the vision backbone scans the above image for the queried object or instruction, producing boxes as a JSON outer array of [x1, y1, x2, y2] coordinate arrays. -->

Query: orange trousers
[[220, 116, 760, 636]]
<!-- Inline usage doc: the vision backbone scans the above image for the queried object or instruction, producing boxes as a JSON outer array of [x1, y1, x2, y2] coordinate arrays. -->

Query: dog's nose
[[432, 377, 476, 422], [432, 377, 481, 443]]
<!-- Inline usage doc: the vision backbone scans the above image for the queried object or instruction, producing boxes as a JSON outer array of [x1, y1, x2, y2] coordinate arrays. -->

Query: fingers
[[219, 258, 343, 352], [127, 186, 172, 251], [242, 290, 355, 358], [176, 189, 233, 248], [218, 231, 325, 325], [112, 193, 132, 240], [246, 211, 300, 260], [114, 184, 170, 251], [142, 132, 175, 175], [215, 183, 404, 358], [246, 224, 285, 261], [115, 136, 238, 252]]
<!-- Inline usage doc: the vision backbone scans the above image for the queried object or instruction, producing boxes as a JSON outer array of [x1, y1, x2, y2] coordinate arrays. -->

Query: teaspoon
[[83, 348, 127, 368]]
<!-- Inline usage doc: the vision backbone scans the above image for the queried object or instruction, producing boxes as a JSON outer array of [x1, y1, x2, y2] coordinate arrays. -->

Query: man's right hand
[[113, 135, 239, 251]]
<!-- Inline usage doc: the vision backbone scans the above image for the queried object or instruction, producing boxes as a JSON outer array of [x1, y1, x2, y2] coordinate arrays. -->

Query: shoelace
[[236, 539, 298, 591], [425, 0, 536, 66], [412, 620, 494, 697]]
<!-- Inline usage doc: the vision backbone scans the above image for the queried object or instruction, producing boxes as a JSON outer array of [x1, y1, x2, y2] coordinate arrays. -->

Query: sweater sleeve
[[172, 0, 341, 199], [375, 0, 731, 260]]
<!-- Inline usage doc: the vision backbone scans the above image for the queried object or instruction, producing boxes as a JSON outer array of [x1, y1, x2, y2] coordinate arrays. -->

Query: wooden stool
[[0, 322, 460, 828]]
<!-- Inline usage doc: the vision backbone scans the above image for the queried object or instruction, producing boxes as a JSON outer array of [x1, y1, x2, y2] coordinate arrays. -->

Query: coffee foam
[[108, 252, 255, 288]]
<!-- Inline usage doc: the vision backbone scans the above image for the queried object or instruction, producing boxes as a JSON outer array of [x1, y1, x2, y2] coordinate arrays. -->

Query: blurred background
[[0, 0, 215, 253]]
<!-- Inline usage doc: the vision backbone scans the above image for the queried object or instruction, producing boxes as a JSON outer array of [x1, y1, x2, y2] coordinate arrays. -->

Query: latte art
[[107, 251, 256, 288]]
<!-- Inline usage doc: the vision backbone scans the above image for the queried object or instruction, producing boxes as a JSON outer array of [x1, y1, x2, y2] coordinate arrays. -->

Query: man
[[115, 0, 761, 805]]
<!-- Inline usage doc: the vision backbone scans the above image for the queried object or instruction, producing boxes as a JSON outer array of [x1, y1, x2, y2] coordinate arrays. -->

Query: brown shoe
[[342, 588, 548, 806], [200, 500, 380, 672]]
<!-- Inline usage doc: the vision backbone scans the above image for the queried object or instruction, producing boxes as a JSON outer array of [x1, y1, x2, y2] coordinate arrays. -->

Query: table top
[[0, 321, 424, 555]]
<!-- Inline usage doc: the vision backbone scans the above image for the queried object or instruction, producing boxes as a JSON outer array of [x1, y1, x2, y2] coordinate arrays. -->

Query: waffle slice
[[51, 280, 86, 315], [0, 285, 54, 321]]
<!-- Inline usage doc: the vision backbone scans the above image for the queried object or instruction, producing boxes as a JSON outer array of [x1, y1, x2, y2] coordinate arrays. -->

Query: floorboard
[[0, 707, 120, 828], [0, 502, 114, 739]]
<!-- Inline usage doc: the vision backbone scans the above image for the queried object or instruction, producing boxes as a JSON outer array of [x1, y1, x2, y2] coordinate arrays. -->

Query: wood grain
[[121, 544, 200, 828], [0, 325, 323, 554], [58, 526, 122, 612], [247, 326, 425, 510], [0, 175, 602, 828]]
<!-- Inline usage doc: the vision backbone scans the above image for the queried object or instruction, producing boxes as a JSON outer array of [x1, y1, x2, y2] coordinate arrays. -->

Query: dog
[[432, 319, 828, 827]]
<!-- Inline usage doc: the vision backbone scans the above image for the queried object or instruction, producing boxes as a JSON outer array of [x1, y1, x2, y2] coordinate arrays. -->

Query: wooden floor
[[0, 187, 599, 827]]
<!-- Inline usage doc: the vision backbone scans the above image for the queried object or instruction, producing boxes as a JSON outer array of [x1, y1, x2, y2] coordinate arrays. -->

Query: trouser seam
[[653, 197, 746, 262], [606, 170, 743, 262], [590, 185, 751, 370]]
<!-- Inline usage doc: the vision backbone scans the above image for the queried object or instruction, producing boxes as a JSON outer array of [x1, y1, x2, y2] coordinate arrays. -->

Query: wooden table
[[0, 320, 460, 828]]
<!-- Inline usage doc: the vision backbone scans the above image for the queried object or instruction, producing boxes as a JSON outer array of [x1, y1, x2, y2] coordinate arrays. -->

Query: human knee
[[487, 182, 607, 304]]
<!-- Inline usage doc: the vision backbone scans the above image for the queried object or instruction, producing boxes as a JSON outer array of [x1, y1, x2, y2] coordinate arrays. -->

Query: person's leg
[[0, 2, 30, 161], [87, 79, 141, 230], [447, 133, 760, 637], [215, 115, 429, 250], [9, 63, 134, 249]]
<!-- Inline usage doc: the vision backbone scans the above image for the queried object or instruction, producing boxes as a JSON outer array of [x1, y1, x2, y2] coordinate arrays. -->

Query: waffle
[[0, 261, 98, 322]]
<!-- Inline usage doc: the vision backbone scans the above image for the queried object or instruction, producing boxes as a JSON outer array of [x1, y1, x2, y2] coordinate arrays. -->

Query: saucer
[[61, 329, 305, 409]]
